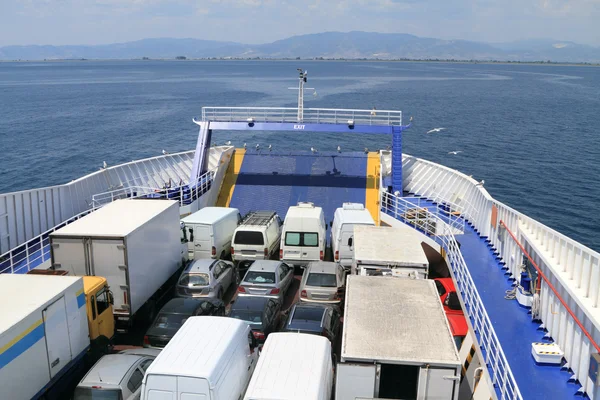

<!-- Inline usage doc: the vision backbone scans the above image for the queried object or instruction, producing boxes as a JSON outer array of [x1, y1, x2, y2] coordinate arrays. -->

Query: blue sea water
[[0, 60, 599, 251]]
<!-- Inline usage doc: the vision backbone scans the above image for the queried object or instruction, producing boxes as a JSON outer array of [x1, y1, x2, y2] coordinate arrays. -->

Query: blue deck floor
[[397, 196, 581, 399], [229, 151, 368, 234], [457, 223, 580, 399]]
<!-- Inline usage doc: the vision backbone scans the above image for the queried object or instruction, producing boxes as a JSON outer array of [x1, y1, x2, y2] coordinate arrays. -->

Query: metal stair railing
[[381, 191, 522, 400]]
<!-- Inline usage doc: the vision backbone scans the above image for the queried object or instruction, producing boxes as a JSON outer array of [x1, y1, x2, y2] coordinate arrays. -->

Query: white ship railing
[[201, 107, 403, 126], [400, 153, 600, 397], [0, 209, 92, 274], [91, 169, 216, 209], [382, 191, 522, 400]]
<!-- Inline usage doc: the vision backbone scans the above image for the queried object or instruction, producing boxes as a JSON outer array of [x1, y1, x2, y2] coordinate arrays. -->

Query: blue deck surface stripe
[[229, 151, 367, 244], [457, 225, 579, 399]]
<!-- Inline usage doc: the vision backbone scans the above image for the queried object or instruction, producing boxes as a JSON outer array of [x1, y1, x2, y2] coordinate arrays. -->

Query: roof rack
[[241, 211, 277, 227]]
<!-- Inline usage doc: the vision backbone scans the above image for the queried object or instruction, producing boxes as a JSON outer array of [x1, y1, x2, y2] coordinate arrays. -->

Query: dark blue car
[[281, 303, 341, 346]]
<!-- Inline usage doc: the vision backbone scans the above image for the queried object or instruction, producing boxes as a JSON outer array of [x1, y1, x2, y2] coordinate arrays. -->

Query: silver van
[[231, 211, 282, 270]]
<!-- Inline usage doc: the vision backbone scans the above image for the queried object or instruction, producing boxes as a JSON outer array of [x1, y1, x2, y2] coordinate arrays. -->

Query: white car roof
[[79, 354, 146, 387]]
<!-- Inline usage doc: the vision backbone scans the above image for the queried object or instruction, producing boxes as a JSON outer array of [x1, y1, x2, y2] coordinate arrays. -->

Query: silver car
[[176, 258, 237, 300], [299, 261, 345, 303], [237, 260, 294, 302], [73, 349, 161, 400]]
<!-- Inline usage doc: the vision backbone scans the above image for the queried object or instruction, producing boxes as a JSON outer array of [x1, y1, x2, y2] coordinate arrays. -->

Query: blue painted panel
[[208, 121, 394, 134], [228, 152, 368, 245], [0, 322, 45, 369]]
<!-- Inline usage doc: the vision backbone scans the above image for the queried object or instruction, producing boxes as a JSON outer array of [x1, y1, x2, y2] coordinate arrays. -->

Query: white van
[[141, 316, 259, 400], [181, 207, 241, 260], [280, 202, 326, 267], [243, 333, 333, 400], [331, 203, 376, 268], [231, 211, 282, 269]]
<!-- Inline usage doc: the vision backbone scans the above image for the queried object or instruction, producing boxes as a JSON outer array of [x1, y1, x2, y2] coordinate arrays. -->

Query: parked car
[[144, 297, 226, 348], [299, 261, 346, 304], [73, 348, 161, 400], [228, 296, 282, 344], [232, 211, 283, 271], [176, 258, 238, 300], [282, 303, 342, 347], [434, 278, 468, 349], [237, 260, 294, 302]]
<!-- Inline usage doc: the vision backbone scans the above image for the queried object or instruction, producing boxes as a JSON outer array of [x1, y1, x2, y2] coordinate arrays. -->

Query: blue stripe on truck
[[76, 290, 86, 309], [0, 320, 45, 369]]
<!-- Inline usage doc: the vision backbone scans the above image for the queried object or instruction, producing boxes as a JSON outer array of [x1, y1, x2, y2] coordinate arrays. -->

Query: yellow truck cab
[[83, 275, 115, 344]]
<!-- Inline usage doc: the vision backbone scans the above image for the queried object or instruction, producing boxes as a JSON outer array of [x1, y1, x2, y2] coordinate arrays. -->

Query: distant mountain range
[[1, 32, 599, 63]]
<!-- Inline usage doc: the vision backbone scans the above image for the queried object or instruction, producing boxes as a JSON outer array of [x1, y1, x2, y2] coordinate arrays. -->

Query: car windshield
[[73, 387, 122, 400], [306, 272, 337, 287], [229, 310, 263, 326], [244, 271, 276, 284], [152, 313, 189, 330], [292, 307, 324, 322], [178, 273, 209, 286], [234, 231, 264, 245]]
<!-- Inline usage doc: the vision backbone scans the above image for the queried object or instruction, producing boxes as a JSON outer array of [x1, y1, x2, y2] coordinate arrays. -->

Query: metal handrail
[[91, 168, 216, 208], [382, 192, 522, 400], [500, 220, 600, 353], [201, 107, 403, 126], [0, 209, 93, 274]]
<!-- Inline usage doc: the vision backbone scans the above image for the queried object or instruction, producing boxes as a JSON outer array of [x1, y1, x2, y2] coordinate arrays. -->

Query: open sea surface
[[0, 60, 599, 251]]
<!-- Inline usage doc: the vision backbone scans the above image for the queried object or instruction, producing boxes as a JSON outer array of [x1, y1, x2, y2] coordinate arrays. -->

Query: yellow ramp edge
[[216, 148, 246, 207], [365, 152, 380, 225]]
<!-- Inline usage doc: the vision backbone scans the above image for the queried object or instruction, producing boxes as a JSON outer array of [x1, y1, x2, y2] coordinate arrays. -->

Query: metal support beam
[[392, 126, 403, 194], [189, 120, 212, 184]]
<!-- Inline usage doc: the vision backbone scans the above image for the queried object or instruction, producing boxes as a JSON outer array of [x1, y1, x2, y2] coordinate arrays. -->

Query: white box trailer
[[50, 199, 184, 329], [352, 225, 429, 279], [336, 276, 461, 400], [0, 274, 89, 400]]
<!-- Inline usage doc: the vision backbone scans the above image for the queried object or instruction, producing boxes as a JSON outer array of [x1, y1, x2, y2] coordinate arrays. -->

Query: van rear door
[[417, 366, 459, 400], [193, 224, 212, 259], [144, 375, 211, 400]]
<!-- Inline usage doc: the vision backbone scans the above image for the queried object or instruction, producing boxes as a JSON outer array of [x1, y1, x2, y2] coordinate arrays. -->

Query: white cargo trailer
[[50, 199, 184, 330], [336, 276, 461, 400], [352, 225, 429, 279], [0, 274, 89, 400]]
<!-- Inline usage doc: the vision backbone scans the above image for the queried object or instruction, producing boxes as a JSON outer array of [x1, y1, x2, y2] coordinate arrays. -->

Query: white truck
[[0, 274, 89, 400], [351, 225, 429, 279], [336, 276, 461, 400], [50, 199, 184, 331]]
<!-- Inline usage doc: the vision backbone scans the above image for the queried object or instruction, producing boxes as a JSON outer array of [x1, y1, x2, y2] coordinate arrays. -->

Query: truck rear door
[[90, 239, 129, 314], [417, 366, 459, 400], [51, 237, 87, 275], [335, 363, 378, 400], [43, 297, 72, 378]]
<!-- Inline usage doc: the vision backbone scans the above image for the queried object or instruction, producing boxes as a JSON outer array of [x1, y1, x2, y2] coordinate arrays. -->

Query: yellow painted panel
[[216, 149, 246, 207], [365, 152, 380, 225]]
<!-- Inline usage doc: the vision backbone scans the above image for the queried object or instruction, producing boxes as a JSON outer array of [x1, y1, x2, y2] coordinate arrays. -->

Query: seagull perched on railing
[[476, 180, 485, 187], [268, 144, 272, 152], [448, 151, 462, 155], [162, 149, 169, 155], [426, 127, 446, 134], [102, 161, 107, 169], [243, 143, 247, 150], [311, 147, 317, 153], [364, 147, 369, 154], [255, 144, 260, 151]]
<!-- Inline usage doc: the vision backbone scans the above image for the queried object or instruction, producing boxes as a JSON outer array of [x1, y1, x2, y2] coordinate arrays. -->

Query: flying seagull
[[448, 151, 462, 155], [426, 127, 446, 134]]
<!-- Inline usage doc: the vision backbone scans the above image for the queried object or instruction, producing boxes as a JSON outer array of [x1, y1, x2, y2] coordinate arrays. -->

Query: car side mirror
[[108, 291, 114, 305], [347, 237, 353, 247]]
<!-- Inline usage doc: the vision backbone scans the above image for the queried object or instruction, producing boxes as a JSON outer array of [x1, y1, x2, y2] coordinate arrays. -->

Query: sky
[[0, 0, 599, 47]]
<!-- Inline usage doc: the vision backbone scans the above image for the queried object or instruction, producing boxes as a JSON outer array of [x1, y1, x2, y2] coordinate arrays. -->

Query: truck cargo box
[[50, 199, 183, 323], [336, 276, 460, 400], [0, 274, 89, 400], [352, 225, 429, 279]]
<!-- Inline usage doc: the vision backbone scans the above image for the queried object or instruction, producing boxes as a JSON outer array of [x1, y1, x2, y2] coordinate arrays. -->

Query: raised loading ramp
[[225, 150, 369, 226]]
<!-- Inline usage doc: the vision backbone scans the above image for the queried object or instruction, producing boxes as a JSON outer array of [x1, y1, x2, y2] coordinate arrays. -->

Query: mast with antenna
[[288, 68, 314, 122]]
